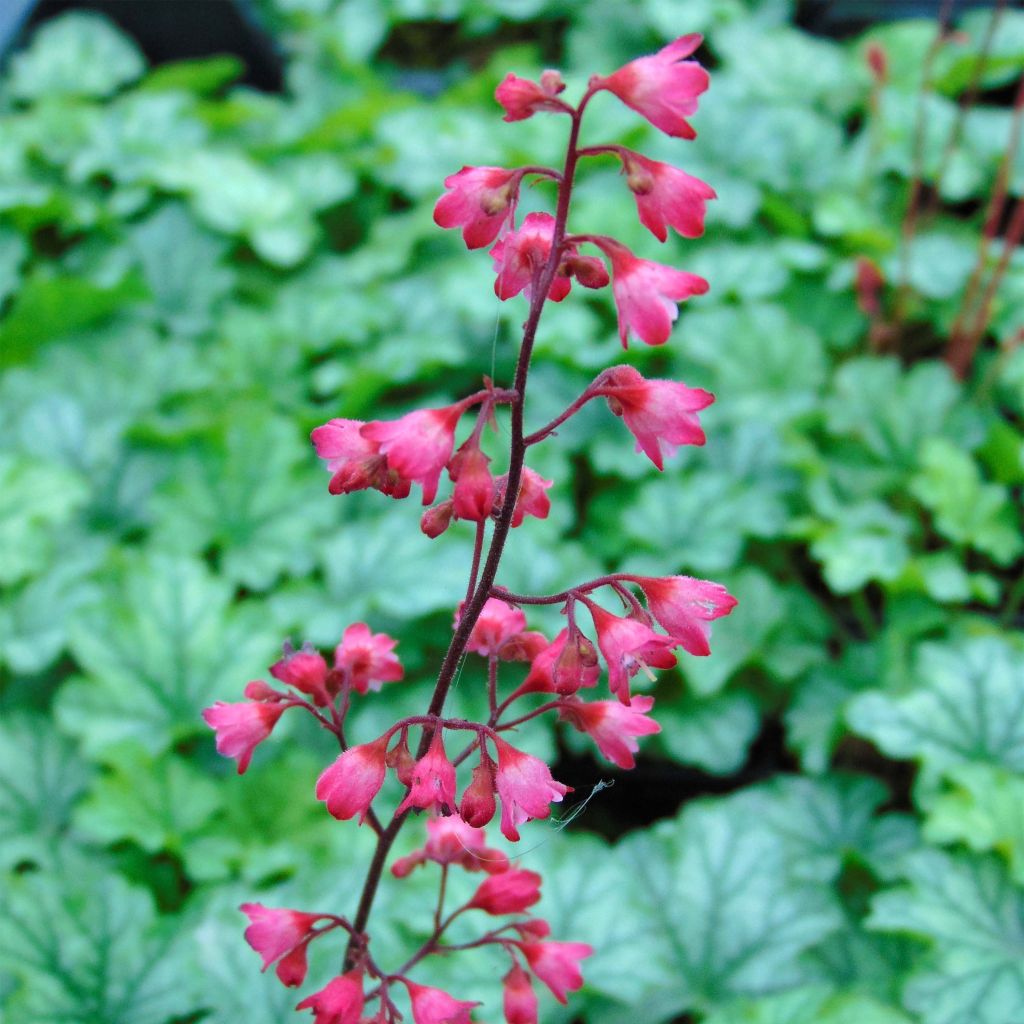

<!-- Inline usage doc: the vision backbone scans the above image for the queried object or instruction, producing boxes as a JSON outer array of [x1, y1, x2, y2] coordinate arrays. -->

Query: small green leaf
[[704, 985, 913, 1024], [655, 691, 760, 774]]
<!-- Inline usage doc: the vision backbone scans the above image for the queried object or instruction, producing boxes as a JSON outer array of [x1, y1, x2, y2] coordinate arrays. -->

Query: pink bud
[[386, 733, 417, 787], [243, 680, 283, 701], [564, 253, 610, 289], [495, 73, 566, 122], [460, 757, 497, 828], [468, 868, 542, 915], [495, 466, 553, 528], [270, 647, 331, 706], [315, 735, 389, 823], [396, 728, 458, 816], [503, 964, 539, 1024], [539, 69, 565, 95], [203, 700, 285, 774], [866, 42, 888, 83], [552, 631, 600, 695], [449, 443, 495, 522], [421, 499, 454, 538]]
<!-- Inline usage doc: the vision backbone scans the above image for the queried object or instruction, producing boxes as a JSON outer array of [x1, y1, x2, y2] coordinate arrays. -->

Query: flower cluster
[[206, 33, 735, 1024]]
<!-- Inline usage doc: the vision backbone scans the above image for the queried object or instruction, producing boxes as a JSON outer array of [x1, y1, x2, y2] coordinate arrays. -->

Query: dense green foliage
[[2, 1, 1024, 1021]]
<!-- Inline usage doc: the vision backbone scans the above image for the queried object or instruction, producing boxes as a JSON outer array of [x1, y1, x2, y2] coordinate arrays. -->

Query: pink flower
[[462, 598, 528, 657], [617, 149, 715, 241], [396, 728, 457, 816], [593, 35, 709, 139], [597, 239, 708, 347], [403, 981, 480, 1024], [459, 756, 497, 828], [391, 814, 509, 877], [495, 72, 567, 122], [434, 166, 521, 249], [468, 868, 542, 914], [503, 965, 539, 1024], [334, 622, 403, 695], [362, 404, 465, 505], [491, 213, 572, 303], [518, 941, 592, 1004], [631, 575, 738, 656], [315, 735, 389, 823], [310, 418, 411, 499], [594, 365, 713, 470], [270, 646, 331, 706], [519, 629, 600, 696], [295, 972, 365, 1024], [202, 700, 285, 774], [449, 443, 495, 523], [557, 695, 661, 769], [496, 466, 553, 527], [241, 903, 325, 987], [494, 737, 570, 842], [587, 602, 678, 703]]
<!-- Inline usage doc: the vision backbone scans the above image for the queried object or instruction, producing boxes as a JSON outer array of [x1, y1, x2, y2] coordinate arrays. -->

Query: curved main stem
[[343, 93, 593, 967]]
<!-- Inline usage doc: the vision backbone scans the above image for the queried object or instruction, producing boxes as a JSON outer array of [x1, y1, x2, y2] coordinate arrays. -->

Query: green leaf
[[0, 716, 91, 869], [704, 985, 913, 1024], [5, 13, 145, 101], [847, 637, 1024, 779], [0, 228, 27, 308], [74, 745, 222, 855], [924, 763, 1024, 885], [869, 850, 1024, 1024], [140, 55, 244, 96], [910, 438, 1023, 566], [655, 691, 760, 774], [150, 413, 332, 591], [55, 553, 278, 755], [0, 861, 193, 1024]]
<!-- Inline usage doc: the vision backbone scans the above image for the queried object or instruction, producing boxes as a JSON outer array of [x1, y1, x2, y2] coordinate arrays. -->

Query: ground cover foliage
[[1, 0, 1023, 1021]]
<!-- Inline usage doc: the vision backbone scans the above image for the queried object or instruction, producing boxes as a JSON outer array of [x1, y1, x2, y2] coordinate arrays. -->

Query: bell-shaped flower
[[596, 239, 708, 347], [617, 149, 715, 241], [594, 365, 713, 470], [295, 971, 365, 1024], [587, 602, 678, 703], [496, 465, 553, 527], [241, 903, 325, 987], [311, 418, 411, 499], [495, 72, 567, 122], [396, 728, 457, 816], [315, 735, 389, 823], [403, 980, 480, 1024], [449, 442, 495, 523], [503, 964, 539, 1024], [391, 814, 509, 877], [461, 598, 528, 658], [334, 622, 403, 695], [468, 868, 542, 915], [519, 629, 600, 696], [362, 404, 466, 506], [631, 575, 738, 656], [491, 212, 572, 302], [203, 700, 285, 774], [593, 35, 709, 139], [557, 695, 660, 769], [494, 737, 570, 842], [518, 940, 593, 1004], [434, 166, 521, 249], [459, 755, 497, 828], [270, 645, 331, 706]]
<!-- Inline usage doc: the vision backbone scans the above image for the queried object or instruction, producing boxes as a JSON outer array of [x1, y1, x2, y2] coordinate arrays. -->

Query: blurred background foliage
[[1, 0, 1024, 1022]]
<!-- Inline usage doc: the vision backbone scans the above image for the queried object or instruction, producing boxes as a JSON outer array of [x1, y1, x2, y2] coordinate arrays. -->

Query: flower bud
[[540, 69, 565, 95], [421, 499, 454, 538], [552, 632, 599, 695], [460, 757, 497, 828], [386, 733, 417, 787]]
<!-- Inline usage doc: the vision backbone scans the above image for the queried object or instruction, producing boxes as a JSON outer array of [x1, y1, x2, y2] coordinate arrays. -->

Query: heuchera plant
[[204, 33, 737, 1024]]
